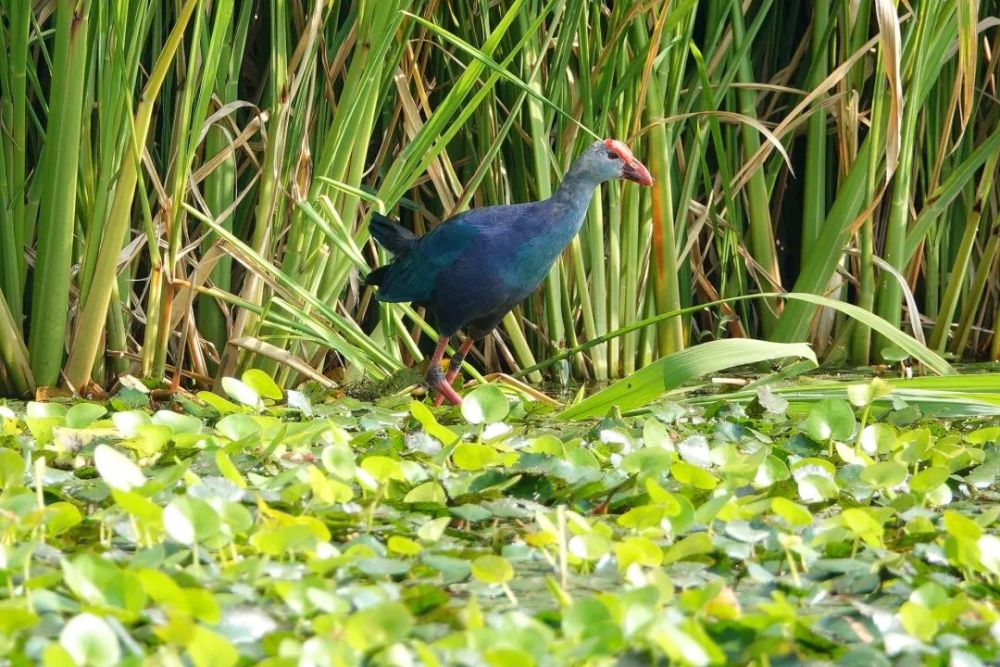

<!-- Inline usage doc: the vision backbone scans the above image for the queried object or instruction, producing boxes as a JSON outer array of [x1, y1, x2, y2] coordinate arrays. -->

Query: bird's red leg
[[433, 337, 474, 407], [427, 336, 462, 405], [444, 338, 475, 385]]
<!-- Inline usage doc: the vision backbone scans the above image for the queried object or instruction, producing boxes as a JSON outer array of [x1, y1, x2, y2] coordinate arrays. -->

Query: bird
[[364, 139, 653, 406]]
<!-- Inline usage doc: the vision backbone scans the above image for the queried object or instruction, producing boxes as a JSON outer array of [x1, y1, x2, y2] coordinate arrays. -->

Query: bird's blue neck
[[543, 164, 601, 241], [501, 164, 602, 291], [551, 162, 601, 209]]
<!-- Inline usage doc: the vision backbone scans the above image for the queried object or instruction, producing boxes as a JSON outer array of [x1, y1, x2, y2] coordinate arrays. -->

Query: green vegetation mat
[[1, 374, 998, 666]]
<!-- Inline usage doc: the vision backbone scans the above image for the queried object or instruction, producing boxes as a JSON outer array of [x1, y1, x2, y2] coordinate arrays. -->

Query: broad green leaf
[[64, 403, 107, 429], [250, 524, 321, 556], [568, 532, 612, 560], [618, 505, 668, 530], [771, 498, 813, 527], [943, 511, 982, 540], [860, 461, 908, 489], [979, 535, 1000, 575], [791, 457, 837, 480], [965, 426, 1000, 445], [388, 535, 423, 556], [461, 384, 509, 424], [215, 414, 261, 441], [796, 474, 839, 502], [471, 555, 514, 584], [453, 443, 502, 470], [645, 479, 682, 513], [847, 378, 893, 407], [525, 434, 563, 455], [187, 627, 238, 667], [242, 369, 283, 400], [404, 481, 447, 504], [483, 648, 536, 667], [59, 613, 120, 667], [360, 455, 405, 483], [898, 601, 937, 642], [614, 536, 664, 570], [562, 597, 616, 645], [152, 410, 203, 435], [754, 456, 790, 487], [197, 391, 242, 415], [0, 449, 25, 491], [215, 451, 247, 489], [307, 465, 353, 503], [910, 465, 950, 493], [27, 402, 67, 418], [662, 533, 713, 564], [860, 423, 896, 455], [410, 400, 459, 444], [221, 377, 262, 408], [321, 443, 356, 480], [418, 516, 452, 542], [344, 602, 413, 652], [897, 428, 932, 464], [24, 416, 63, 446], [421, 554, 471, 583], [109, 388, 149, 411], [560, 340, 817, 419], [45, 502, 82, 535], [111, 410, 150, 437], [164, 496, 220, 545], [802, 398, 855, 442], [621, 448, 674, 480], [112, 490, 163, 524], [0, 600, 38, 635], [670, 461, 718, 490], [93, 445, 145, 491], [840, 508, 884, 546], [125, 424, 172, 458]]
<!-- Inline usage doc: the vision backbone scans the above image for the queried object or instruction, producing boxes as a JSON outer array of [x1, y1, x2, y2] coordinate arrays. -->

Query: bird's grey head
[[574, 139, 654, 186]]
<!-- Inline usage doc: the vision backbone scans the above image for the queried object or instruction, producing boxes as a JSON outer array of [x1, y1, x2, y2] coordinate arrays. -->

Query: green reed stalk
[[0, 292, 32, 395], [801, 0, 829, 250], [929, 151, 998, 351], [63, 0, 199, 391], [850, 70, 887, 364], [0, 0, 29, 323], [197, 1, 249, 362], [644, 75, 685, 357], [729, 0, 780, 336], [28, 0, 91, 387], [873, 2, 931, 356]]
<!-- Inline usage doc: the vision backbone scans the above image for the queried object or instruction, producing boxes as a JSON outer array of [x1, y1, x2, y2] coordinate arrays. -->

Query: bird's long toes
[[425, 364, 445, 388]]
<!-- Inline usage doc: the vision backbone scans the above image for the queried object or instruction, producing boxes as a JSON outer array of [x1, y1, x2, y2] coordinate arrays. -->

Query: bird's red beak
[[603, 139, 654, 186], [622, 158, 653, 186]]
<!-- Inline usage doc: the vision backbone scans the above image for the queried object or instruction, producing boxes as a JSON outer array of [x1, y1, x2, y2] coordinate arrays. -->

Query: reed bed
[[0, 0, 997, 396]]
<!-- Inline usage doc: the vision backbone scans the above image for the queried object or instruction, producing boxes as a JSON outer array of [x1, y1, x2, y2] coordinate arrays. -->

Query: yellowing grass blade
[[874, 0, 903, 182], [688, 373, 1000, 419]]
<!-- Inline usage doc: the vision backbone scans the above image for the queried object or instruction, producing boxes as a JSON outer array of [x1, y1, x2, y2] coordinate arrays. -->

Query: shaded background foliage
[[0, 0, 998, 397]]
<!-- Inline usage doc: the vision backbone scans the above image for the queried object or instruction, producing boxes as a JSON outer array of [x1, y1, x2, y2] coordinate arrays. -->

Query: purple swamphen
[[365, 139, 653, 405]]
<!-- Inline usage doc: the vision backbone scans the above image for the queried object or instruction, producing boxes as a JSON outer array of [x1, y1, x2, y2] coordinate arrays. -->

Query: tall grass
[[0, 0, 997, 397]]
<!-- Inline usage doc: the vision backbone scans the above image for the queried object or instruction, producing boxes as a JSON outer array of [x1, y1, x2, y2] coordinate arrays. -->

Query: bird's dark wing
[[369, 210, 482, 303], [368, 213, 417, 254]]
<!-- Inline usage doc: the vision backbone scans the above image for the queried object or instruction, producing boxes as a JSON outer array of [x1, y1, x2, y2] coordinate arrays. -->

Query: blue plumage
[[369, 203, 557, 336], [365, 139, 653, 405]]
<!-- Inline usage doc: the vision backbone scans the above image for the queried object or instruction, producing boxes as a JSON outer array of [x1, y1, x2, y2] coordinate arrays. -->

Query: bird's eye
[[607, 151, 618, 160]]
